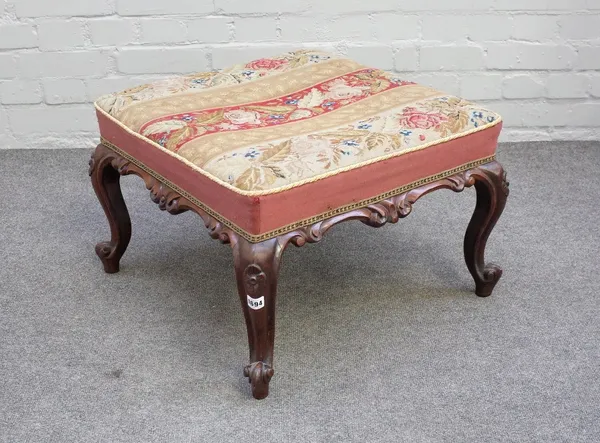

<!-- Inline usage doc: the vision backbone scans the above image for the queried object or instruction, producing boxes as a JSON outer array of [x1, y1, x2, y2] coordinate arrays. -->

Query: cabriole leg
[[464, 160, 509, 297], [89, 144, 132, 274], [233, 237, 285, 399]]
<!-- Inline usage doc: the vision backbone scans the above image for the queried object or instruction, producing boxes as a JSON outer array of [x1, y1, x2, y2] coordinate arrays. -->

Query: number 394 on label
[[247, 295, 265, 310]]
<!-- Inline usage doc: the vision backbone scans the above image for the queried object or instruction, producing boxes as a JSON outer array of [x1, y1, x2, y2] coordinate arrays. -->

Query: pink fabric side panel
[[256, 123, 502, 233], [97, 110, 261, 234]]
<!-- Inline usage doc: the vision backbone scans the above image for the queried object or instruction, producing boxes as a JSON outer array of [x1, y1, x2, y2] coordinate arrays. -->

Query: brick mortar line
[[6, 11, 600, 18]]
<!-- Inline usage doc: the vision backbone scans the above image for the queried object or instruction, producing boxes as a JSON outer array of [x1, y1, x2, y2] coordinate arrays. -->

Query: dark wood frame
[[89, 143, 509, 399]]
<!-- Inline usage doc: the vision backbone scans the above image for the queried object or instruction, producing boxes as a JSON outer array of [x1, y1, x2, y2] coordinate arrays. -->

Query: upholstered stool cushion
[[95, 50, 502, 242]]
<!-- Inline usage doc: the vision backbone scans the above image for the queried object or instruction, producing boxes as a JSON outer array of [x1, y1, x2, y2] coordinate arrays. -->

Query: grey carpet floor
[[0, 142, 599, 443]]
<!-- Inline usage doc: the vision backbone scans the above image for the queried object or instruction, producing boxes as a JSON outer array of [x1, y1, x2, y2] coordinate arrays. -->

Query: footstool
[[90, 50, 508, 399]]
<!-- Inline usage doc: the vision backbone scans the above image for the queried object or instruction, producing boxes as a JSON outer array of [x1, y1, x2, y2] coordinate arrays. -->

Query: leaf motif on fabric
[[369, 79, 391, 94], [142, 120, 188, 136], [261, 165, 286, 186], [265, 165, 286, 179], [121, 84, 151, 96], [244, 105, 297, 114], [96, 94, 121, 116], [354, 70, 383, 81], [235, 166, 262, 191], [261, 140, 292, 163], [317, 148, 342, 170], [331, 149, 343, 167], [353, 73, 372, 82], [365, 133, 402, 150], [210, 74, 239, 88], [436, 110, 470, 137], [297, 88, 326, 109], [288, 54, 310, 68], [196, 110, 225, 125], [424, 97, 466, 112], [289, 109, 313, 120], [186, 72, 217, 82], [166, 125, 196, 151], [311, 130, 370, 141]]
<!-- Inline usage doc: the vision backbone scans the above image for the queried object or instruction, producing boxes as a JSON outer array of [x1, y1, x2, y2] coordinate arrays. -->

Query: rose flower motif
[[246, 58, 288, 70], [398, 107, 448, 130], [325, 79, 369, 100], [224, 109, 262, 126]]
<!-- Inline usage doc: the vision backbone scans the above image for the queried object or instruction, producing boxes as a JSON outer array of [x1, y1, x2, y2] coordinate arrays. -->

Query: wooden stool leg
[[233, 237, 284, 399], [464, 160, 509, 297], [89, 144, 132, 274]]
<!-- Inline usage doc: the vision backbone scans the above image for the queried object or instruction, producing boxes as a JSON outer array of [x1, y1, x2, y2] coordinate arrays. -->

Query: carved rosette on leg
[[89, 144, 132, 273], [233, 238, 284, 399], [463, 161, 509, 297]]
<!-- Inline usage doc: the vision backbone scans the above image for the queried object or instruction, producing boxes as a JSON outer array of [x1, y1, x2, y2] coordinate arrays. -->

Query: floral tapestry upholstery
[[96, 50, 501, 194]]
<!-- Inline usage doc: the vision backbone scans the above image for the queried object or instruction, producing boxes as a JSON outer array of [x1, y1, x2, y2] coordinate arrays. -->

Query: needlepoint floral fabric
[[96, 50, 501, 192]]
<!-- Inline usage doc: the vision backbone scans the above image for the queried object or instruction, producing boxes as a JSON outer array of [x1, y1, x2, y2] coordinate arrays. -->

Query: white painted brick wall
[[43, 78, 87, 104], [0, 24, 37, 49], [0, 79, 42, 104], [503, 75, 545, 99], [0, 54, 17, 78], [591, 75, 600, 98], [117, 47, 209, 73], [37, 20, 86, 51], [89, 19, 136, 46], [1, 0, 599, 149]]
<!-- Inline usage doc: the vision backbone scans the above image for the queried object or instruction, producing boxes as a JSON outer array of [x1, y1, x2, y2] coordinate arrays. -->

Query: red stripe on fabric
[[137, 69, 413, 152]]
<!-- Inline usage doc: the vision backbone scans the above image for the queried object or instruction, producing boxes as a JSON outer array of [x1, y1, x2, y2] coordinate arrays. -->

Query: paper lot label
[[247, 295, 265, 310]]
